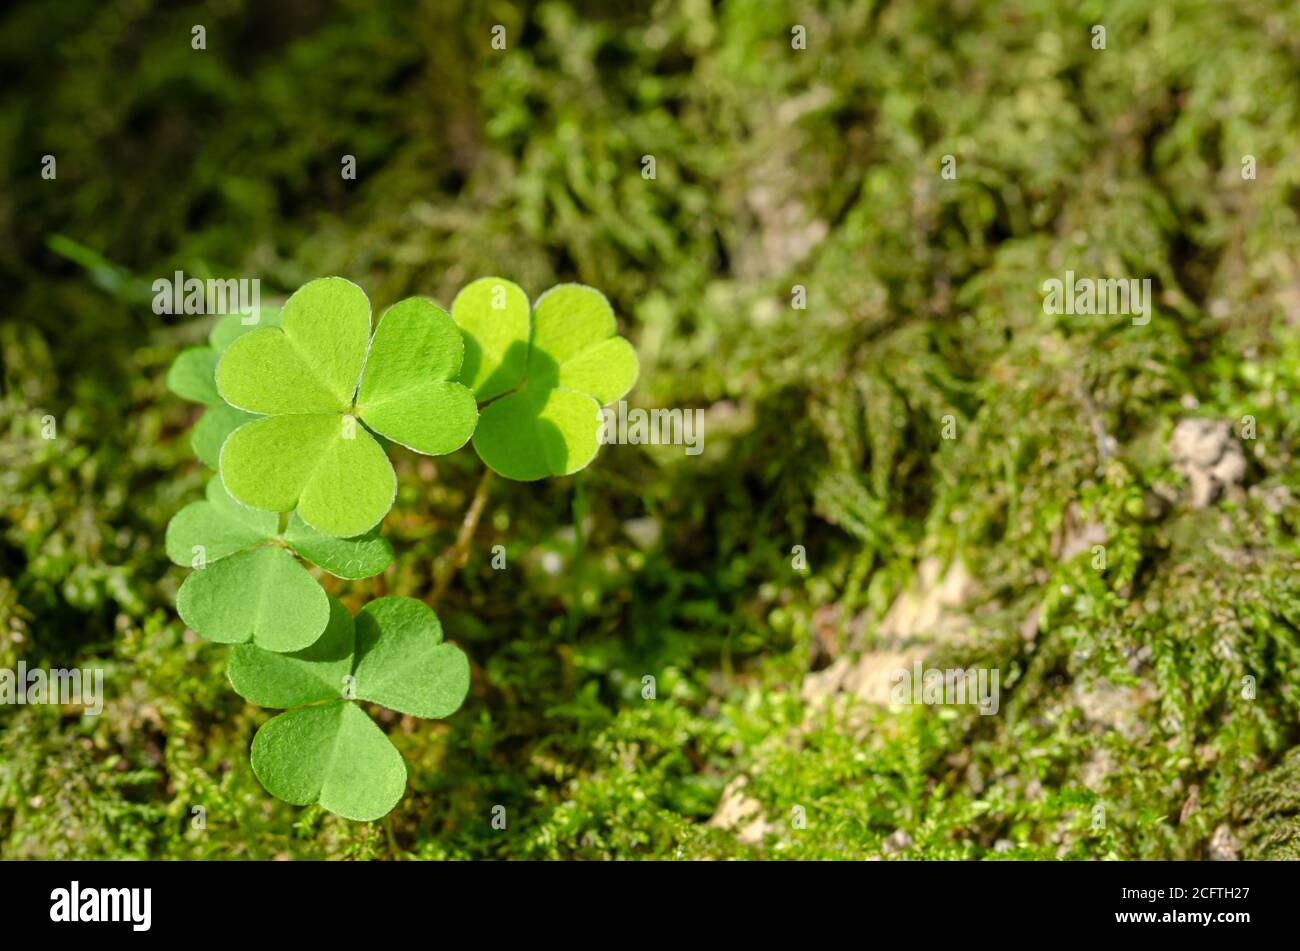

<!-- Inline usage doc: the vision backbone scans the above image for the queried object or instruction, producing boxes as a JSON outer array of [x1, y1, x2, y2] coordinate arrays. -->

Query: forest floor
[[2, 0, 1300, 858]]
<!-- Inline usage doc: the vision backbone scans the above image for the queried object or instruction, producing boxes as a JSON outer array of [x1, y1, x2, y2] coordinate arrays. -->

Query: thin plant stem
[[384, 813, 401, 859], [430, 467, 494, 607], [565, 471, 586, 639]]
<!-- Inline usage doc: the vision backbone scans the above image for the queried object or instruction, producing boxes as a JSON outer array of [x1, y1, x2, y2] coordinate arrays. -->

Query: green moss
[[3, 0, 1300, 859]]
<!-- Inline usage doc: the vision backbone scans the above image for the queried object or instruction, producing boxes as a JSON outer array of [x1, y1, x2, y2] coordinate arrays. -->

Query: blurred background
[[3, 0, 1300, 859]]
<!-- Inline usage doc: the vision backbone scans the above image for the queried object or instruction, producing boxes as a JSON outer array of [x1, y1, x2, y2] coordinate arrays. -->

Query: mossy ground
[[2, 0, 1300, 859]]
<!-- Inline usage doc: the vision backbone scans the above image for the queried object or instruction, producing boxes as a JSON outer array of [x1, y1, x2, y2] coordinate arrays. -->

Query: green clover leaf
[[227, 596, 471, 821], [450, 277, 531, 401], [166, 347, 222, 404], [453, 281, 639, 481], [207, 308, 282, 353], [191, 403, 257, 469], [166, 309, 281, 467], [216, 278, 477, 537], [167, 475, 392, 651]]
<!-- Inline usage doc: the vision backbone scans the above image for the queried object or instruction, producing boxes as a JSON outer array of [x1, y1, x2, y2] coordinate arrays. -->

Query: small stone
[[1208, 824, 1240, 861], [881, 828, 913, 854], [621, 517, 662, 551], [801, 656, 852, 704], [1169, 418, 1247, 508], [709, 776, 776, 846], [1172, 418, 1231, 468]]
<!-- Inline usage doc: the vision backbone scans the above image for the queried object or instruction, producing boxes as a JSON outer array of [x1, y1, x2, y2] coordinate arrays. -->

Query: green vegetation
[[163, 271, 636, 819], [230, 596, 470, 822], [2, 0, 1300, 859]]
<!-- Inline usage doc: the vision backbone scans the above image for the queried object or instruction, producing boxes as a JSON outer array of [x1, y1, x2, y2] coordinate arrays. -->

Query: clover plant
[[166, 474, 392, 650], [216, 278, 478, 537], [166, 307, 280, 468], [227, 596, 469, 821], [453, 279, 638, 480], [164, 276, 638, 820]]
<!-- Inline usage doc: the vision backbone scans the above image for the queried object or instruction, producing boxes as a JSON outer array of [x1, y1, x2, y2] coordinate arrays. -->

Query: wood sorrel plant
[[165, 276, 638, 820]]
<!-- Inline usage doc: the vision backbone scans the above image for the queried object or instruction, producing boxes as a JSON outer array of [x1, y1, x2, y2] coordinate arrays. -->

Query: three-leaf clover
[[216, 278, 478, 537], [226, 596, 470, 821], [166, 309, 281, 468], [162, 274, 638, 821], [167, 475, 392, 651], [452, 279, 639, 481]]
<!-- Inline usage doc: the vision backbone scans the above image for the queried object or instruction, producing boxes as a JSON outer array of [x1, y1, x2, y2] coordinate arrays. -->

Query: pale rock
[[1170, 418, 1247, 508]]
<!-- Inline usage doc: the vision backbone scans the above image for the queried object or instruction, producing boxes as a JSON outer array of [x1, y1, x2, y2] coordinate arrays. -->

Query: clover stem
[[384, 813, 401, 858], [565, 472, 586, 639], [429, 467, 494, 607]]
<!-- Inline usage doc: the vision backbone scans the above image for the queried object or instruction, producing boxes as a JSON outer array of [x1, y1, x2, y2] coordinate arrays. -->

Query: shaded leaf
[[451, 277, 531, 401], [191, 403, 258, 469], [166, 346, 222, 405], [176, 545, 330, 652], [250, 701, 406, 822], [473, 386, 602, 481], [228, 598, 356, 707], [353, 597, 471, 718], [164, 475, 276, 565], [283, 514, 393, 579], [225, 595, 469, 820], [208, 307, 281, 352]]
